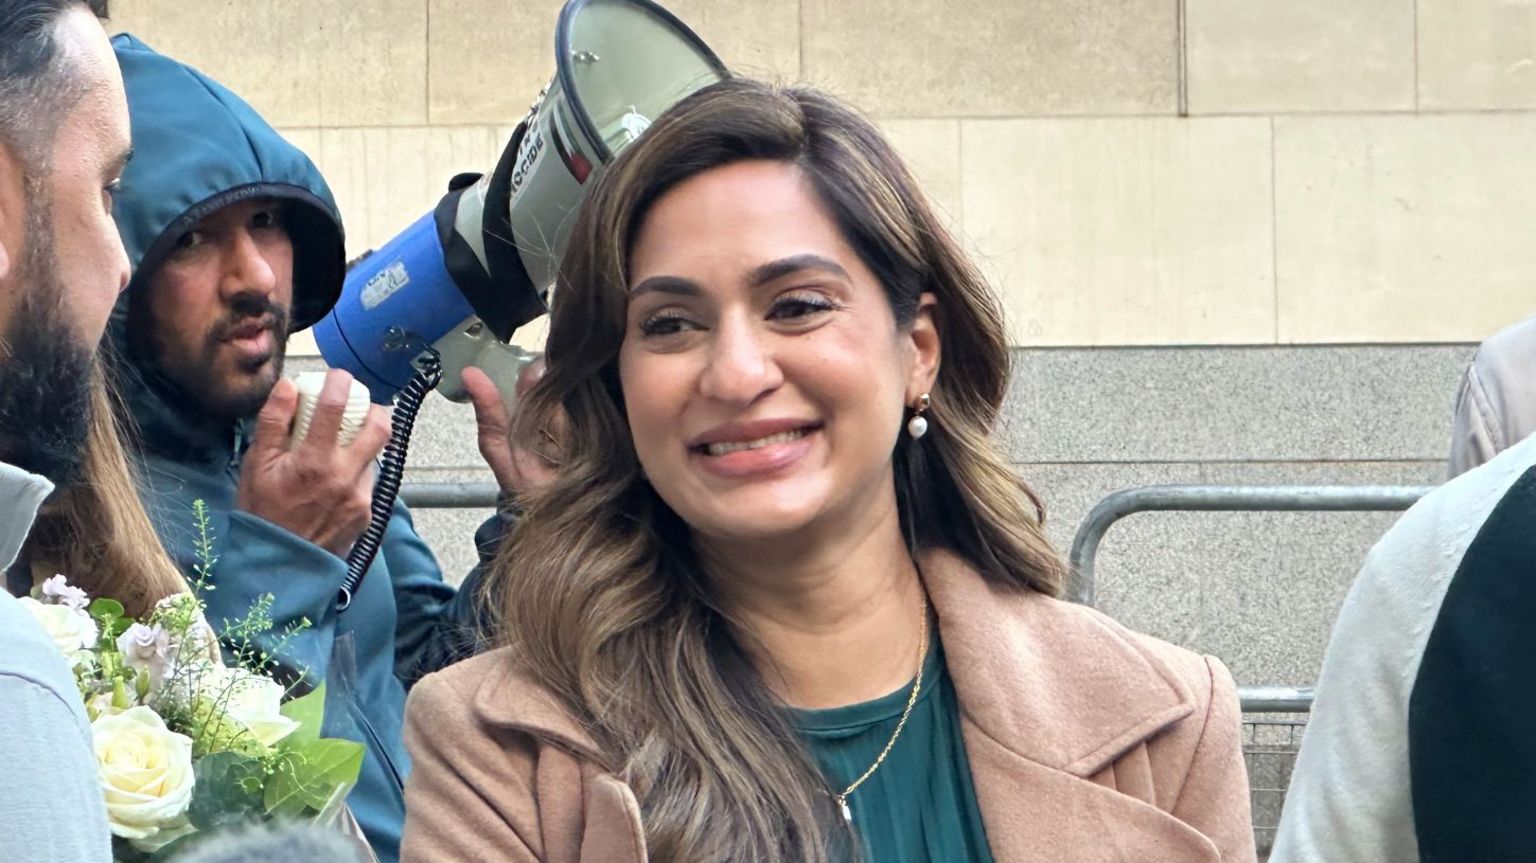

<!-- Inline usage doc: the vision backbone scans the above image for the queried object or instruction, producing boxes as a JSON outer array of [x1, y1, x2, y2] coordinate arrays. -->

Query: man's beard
[[141, 292, 291, 422], [0, 198, 95, 485]]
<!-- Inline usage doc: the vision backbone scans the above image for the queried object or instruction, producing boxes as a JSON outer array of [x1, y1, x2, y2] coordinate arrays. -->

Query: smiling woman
[[400, 78, 1255, 863]]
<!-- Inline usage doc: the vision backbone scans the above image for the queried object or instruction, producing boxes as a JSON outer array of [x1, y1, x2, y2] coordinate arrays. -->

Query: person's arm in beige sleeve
[[1447, 314, 1536, 478], [400, 673, 542, 863], [1448, 363, 1503, 478], [1172, 656, 1257, 862]]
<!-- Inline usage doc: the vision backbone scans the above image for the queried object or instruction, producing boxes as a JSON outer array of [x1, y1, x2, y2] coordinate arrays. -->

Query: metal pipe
[[1239, 685, 1314, 714], [1067, 484, 1434, 606], [398, 482, 500, 509]]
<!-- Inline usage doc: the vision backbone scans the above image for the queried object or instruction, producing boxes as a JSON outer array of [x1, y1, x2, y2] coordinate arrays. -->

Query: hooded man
[[106, 35, 501, 862]]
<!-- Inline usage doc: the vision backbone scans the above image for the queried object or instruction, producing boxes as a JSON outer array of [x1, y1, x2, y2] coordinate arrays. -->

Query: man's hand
[[237, 370, 392, 556], [462, 360, 559, 497]]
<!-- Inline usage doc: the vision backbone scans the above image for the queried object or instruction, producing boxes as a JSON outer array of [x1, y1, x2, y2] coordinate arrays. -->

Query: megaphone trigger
[[431, 320, 537, 415]]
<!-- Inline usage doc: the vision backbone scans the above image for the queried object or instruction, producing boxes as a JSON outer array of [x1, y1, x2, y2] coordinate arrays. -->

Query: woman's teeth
[[703, 429, 808, 456]]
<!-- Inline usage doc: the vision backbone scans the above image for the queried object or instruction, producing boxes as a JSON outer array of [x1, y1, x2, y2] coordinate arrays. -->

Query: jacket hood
[[110, 33, 344, 333], [107, 34, 344, 458]]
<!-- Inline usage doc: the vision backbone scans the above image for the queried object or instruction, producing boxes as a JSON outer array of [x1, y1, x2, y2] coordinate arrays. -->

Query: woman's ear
[[906, 292, 941, 402]]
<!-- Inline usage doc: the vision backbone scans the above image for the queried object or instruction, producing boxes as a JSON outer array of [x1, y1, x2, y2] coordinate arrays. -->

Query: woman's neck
[[701, 501, 929, 710]]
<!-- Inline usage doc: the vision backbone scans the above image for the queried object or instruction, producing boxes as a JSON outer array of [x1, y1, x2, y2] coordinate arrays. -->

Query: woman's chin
[[688, 500, 824, 547]]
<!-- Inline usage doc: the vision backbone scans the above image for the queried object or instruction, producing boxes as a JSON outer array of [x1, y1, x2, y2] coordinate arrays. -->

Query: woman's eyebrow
[[630, 275, 703, 297], [748, 254, 850, 287], [629, 254, 850, 297]]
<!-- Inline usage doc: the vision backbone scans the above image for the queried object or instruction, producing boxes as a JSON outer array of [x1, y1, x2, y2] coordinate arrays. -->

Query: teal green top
[[791, 635, 996, 863]]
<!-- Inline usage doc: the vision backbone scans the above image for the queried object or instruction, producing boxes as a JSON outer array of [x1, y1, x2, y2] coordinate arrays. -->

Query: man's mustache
[[207, 297, 290, 344]]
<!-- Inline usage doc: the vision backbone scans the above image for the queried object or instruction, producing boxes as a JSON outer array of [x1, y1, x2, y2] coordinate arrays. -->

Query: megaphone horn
[[310, 0, 728, 604]]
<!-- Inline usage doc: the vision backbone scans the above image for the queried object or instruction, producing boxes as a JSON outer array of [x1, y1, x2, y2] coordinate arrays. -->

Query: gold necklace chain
[[832, 591, 930, 823]]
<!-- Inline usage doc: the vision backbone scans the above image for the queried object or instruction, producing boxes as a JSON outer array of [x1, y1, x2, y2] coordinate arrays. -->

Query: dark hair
[[495, 78, 1064, 862], [0, 0, 110, 169]]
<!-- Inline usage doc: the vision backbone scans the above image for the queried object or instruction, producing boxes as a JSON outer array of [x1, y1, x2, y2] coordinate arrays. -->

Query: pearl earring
[[907, 393, 931, 439]]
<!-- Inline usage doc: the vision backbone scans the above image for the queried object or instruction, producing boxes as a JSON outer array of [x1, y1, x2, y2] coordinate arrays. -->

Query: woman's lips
[[691, 425, 819, 479]]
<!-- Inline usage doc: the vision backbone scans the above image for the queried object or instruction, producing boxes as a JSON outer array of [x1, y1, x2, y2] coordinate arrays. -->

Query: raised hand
[[236, 370, 392, 556], [462, 360, 560, 498]]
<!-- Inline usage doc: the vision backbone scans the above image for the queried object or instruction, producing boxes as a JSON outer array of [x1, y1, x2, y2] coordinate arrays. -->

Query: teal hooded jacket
[[107, 35, 490, 862]]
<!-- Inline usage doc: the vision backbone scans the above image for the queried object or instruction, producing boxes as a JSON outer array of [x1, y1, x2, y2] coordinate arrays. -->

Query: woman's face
[[619, 160, 938, 547]]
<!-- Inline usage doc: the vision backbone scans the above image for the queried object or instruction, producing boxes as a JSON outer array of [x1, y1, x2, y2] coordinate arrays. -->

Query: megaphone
[[313, 0, 728, 411], [310, 0, 727, 609]]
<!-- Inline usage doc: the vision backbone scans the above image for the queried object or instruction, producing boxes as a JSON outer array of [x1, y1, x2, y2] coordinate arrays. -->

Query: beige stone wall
[[108, 0, 1536, 348]]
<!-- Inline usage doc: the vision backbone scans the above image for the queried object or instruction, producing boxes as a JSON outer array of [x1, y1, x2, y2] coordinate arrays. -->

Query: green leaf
[[187, 751, 266, 831], [278, 683, 327, 744], [106, 616, 134, 639], [263, 738, 364, 817], [89, 597, 125, 621]]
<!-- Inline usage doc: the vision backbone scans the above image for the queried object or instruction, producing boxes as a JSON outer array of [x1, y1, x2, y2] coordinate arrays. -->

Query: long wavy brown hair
[[491, 78, 1066, 862], [22, 363, 187, 618]]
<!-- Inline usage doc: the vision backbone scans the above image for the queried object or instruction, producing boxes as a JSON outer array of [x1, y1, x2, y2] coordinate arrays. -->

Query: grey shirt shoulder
[[0, 591, 113, 862], [1273, 435, 1536, 862], [0, 462, 111, 861]]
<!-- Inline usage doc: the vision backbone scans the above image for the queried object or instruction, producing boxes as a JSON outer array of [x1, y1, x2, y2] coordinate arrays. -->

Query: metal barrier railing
[[1066, 483, 1435, 854], [399, 483, 499, 509], [1067, 484, 1433, 607], [1067, 483, 1433, 713], [1064, 482, 1433, 711]]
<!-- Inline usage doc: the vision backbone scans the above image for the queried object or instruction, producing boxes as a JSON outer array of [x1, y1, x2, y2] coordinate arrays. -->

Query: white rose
[[210, 667, 300, 748], [92, 706, 196, 850], [18, 596, 99, 664]]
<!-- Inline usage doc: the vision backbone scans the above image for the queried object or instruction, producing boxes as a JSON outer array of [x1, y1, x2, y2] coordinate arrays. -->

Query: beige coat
[[401, 551, 1255, 862]]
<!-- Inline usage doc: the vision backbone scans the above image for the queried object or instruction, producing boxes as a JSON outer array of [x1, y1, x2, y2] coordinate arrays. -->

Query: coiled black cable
[[338, 353, 443, 610]]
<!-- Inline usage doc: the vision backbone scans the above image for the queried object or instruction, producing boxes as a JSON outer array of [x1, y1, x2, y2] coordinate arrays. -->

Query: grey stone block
[[401, 393, 490, 471], [999, 345, 1474, 464], [406, 505, 492, 588], [398, 466, 498, 586]]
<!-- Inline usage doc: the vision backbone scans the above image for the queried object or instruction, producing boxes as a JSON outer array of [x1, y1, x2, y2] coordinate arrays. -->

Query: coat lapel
[[922, 550, 1219, 861], [472, 664, 648, 863]]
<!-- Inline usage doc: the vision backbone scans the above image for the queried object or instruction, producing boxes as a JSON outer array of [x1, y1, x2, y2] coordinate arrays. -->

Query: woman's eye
[[252, 209, 283, 230], [175, 229, 205, 250], [638, 312, 699, 338], [769, 294, 837, 321]]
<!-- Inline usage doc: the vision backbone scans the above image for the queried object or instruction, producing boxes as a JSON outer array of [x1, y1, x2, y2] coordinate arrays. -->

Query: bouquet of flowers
[[19, 502, 364, 861]]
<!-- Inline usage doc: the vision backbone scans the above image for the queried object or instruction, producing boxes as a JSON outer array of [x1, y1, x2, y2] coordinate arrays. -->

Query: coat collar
[[471, 549, 1195, 778], [473, 660, 609, 765], [920, 548, 1195, 777]]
